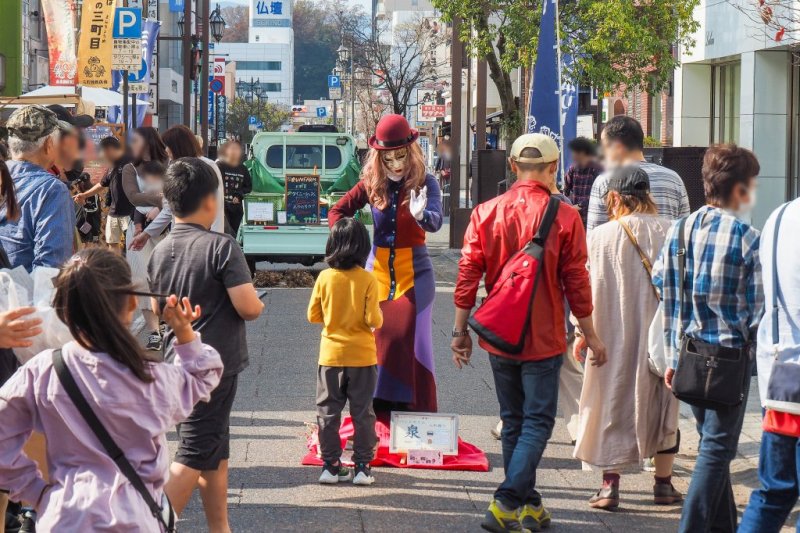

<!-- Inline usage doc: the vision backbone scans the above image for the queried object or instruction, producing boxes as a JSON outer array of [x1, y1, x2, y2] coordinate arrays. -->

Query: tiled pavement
[[174, 234, 797, 532]]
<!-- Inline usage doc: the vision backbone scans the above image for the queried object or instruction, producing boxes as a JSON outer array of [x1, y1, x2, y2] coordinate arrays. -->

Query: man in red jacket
[[452, 133, 606, 533]]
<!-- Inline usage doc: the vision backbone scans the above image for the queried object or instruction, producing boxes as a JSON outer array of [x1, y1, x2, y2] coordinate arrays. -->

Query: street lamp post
[[337, 42, 353, 135]]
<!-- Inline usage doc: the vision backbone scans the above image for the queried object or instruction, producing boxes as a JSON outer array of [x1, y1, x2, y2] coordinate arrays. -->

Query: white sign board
[[328, 87, 342, 100], [389, 412, 459, 455], [577, 115, 594, 139], [129, 83, 148, 94], [251, 0, 292, 27], [247, 201, 275, 222], [112, 38, 142, 70]]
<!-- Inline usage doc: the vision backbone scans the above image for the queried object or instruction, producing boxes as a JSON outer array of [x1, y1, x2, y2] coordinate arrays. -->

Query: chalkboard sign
[[285, 175, 320, 225]]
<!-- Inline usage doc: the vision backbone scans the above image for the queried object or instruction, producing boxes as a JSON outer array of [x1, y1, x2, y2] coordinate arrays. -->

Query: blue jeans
[[739, 430, 800, 532], [679, 357, 753, 533], [490, 354, 562, 509]]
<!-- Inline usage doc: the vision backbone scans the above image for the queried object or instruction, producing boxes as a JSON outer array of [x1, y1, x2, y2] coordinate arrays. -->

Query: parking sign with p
[[113, 8, 143, 39]]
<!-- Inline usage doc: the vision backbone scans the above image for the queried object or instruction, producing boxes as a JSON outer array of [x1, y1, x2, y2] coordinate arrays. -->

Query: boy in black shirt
[[148, 157, 263, 531]]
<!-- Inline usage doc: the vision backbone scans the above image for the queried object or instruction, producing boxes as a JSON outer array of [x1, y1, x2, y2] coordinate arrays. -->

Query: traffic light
[[291, 105, 307, 117]]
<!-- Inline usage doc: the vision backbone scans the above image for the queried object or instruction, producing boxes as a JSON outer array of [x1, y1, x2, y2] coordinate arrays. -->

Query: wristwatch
[[452, 328, 469, 338]]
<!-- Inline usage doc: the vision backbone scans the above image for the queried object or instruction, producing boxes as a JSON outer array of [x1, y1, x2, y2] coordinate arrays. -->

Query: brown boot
[[653, 482, 683, 505], [589, 484, 619, 510]]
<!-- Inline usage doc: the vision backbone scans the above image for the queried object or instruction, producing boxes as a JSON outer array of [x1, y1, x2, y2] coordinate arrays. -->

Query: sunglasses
[[113, 289, 171, 299]]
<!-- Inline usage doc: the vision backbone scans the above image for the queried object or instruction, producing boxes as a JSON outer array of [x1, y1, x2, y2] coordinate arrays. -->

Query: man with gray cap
[[453, 133, 607, 532], [0, 105, 74, 271]]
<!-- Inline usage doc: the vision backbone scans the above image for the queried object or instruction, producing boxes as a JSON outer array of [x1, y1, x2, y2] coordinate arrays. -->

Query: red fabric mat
[[302, 415, 489, 472]]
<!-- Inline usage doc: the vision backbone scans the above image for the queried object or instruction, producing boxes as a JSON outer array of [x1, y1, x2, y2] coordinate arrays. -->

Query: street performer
[[329, 114, 443, 413]]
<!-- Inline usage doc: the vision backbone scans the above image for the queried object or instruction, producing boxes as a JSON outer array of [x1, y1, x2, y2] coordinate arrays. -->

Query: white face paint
[[381, 147, 409, 181]]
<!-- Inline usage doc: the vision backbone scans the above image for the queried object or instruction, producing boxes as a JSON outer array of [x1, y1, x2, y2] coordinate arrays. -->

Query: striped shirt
[[586, 161, 690, 231], [652, 206, 763, 369]]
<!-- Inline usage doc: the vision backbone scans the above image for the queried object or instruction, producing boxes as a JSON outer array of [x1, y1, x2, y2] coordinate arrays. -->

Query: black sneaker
[[145, 332, 163, 352], [318, 461, 352, 484], [353, 462, 375, 486]]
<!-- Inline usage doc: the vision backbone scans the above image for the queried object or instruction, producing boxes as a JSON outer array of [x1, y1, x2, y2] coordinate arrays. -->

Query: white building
[[213, 0, 294, 107], [673, 0, 800, 226]]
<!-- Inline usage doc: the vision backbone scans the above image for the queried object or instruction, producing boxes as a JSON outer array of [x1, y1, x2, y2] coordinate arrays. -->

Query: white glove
[[409, 186, 428, 221]]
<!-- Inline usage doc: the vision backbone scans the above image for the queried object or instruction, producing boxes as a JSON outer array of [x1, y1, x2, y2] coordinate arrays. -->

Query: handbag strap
[[532, 196, 562, 246], [51, 349, 168, 527], [617, 218, 660, 301], [771, 202, 791, 349], [676, 216, 689, 339]]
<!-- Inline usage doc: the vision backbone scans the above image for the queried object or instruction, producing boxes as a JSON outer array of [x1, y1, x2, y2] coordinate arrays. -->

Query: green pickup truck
[[239, 131, 367, 271]]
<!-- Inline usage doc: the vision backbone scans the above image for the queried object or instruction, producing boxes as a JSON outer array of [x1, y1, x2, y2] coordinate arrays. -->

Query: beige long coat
[[574, 213, 679, 470]]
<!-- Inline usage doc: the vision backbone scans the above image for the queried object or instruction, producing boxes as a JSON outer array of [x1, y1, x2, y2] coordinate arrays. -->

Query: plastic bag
[[647, 302, 667, 377], [0, 267, 75, 363]]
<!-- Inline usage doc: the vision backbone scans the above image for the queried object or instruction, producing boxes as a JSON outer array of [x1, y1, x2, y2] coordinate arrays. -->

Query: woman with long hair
[[329, 114, 443, 413], [120, 127, 169, 352], [0, 248, 222, 532], [160, 125, 225, 234], [573, 165, 681, 510]]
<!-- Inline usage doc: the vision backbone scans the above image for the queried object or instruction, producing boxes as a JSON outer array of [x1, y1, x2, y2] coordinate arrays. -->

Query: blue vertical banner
[[109, 19, 161, 129], [526, 0, 578, 182]]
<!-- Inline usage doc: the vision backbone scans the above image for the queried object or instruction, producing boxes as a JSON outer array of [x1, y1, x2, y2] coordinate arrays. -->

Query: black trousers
[[224, 202, 244, 237]]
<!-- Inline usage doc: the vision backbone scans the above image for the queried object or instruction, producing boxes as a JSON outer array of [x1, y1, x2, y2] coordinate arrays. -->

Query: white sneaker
[[352, 463, 375, 486], [319, 462, 351, 484]]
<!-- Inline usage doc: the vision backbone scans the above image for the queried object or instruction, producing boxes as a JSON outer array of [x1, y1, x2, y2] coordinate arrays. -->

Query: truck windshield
[[265, 145, 343, 170]]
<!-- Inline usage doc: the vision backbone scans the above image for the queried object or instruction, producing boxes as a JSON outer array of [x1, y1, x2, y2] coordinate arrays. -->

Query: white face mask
[[386, 171, 404, 182], [735, 189, 757, 220]]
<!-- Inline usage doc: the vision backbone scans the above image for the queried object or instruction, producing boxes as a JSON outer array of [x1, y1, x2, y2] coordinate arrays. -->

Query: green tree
[[227, 98, 291, 143], [292, 0, 366, 103], [432, 0, 700, 147]]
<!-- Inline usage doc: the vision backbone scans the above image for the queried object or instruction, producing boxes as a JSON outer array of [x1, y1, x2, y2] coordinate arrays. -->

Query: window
[[712, 62, 741, 144], [261, 82, 281, 92], [236, 61, 282, 71], [266, 145, 343, 170], [650, 94, 662, 143]]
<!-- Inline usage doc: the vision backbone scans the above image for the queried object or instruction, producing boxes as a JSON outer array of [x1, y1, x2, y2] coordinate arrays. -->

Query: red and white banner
[[41, 0, 78, 86], [419, 104, 446, 120]]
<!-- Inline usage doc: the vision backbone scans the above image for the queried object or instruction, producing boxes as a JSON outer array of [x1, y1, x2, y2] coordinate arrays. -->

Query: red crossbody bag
[[468, 196, 561, 354]]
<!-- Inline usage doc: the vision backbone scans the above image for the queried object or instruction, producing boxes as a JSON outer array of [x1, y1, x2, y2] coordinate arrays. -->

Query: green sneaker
[[520, 502, 551, 531], [481, 499, 529, 533], [318, 461, 352, 484]]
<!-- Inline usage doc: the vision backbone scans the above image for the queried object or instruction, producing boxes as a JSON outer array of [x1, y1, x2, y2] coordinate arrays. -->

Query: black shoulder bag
[[670, 217, 752, 410], [52, 350, 177, 532]]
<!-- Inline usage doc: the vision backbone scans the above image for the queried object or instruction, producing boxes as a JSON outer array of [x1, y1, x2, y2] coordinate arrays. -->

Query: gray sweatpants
[[316, 365, 378, 464]]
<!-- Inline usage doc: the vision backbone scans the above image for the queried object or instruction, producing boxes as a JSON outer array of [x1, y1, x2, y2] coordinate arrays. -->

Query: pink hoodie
[[0, 337, 222, 532]]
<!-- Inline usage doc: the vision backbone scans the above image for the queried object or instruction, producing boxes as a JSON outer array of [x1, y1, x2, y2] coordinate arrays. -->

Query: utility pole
[[182, 0, 192, 126], [199, 0, 210, 155], [449, 16, 463, 248]]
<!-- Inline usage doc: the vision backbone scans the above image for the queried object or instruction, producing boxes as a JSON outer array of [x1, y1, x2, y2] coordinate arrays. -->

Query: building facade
[[213, 0, 294, 107], [0, 0, 49, 97], [674, 0, 800, 226]]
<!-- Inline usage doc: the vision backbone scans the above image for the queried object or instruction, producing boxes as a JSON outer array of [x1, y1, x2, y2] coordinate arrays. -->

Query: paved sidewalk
[[174, 243, 797, 532]]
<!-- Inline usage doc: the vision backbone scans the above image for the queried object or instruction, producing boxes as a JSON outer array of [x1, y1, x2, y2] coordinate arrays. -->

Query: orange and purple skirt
[[367, 245, 437, 412]]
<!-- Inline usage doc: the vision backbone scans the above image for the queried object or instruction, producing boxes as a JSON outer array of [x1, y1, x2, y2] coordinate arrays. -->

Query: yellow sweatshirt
[[307, 266, 384, 367]]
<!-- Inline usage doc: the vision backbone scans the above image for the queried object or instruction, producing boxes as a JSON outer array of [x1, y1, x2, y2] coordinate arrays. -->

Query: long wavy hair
[[361, 142, 426, 210]]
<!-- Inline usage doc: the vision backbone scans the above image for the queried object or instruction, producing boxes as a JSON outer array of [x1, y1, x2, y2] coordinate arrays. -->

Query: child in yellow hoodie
[[308, 218, 383, 486]]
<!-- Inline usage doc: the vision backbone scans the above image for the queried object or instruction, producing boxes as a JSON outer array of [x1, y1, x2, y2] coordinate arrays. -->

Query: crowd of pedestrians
[[0, 104, 798, 533], [0, 104, 261, 533]]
